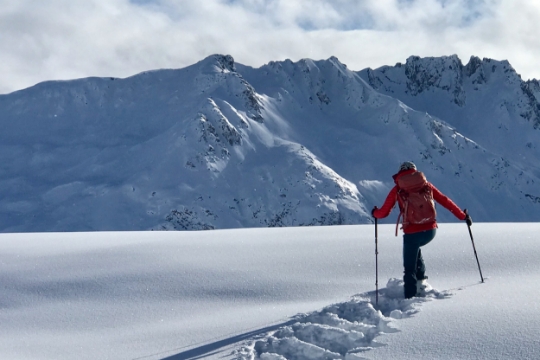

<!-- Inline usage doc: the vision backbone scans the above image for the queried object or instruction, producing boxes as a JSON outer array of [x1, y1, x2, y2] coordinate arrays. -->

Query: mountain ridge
[[1, 54, 539, 232]]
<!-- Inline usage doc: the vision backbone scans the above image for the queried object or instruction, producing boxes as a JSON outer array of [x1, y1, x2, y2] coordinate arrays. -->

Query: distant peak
[[214, 54, 236, 72], [199, 54, 236, 73], [405, 54, 463, 67], [266, 56, 346, 71], [464, 56, 483, 77], [328, 56, 347, 68]]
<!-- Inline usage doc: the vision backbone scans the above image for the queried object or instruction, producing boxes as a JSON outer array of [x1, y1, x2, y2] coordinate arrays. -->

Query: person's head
[[399, 161, 417, 172]]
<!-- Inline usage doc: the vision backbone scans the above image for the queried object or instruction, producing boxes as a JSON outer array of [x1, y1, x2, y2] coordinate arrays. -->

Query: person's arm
[[372, 186, 398, 219], [431, 184, 466, 220]]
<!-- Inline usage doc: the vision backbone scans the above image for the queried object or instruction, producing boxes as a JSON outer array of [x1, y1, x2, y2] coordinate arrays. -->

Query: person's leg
[[416, 229, 436, 280], [403, 229, 436, 298], [416, 248, 426, 280], [403, 239, 420, 298]]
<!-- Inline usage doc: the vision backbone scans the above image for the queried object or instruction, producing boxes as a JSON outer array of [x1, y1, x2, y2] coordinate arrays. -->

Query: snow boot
[[416, 277, 432, 297]]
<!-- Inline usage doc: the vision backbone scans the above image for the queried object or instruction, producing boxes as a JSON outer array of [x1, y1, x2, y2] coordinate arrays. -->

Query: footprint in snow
[[234, 278, 453, 360]]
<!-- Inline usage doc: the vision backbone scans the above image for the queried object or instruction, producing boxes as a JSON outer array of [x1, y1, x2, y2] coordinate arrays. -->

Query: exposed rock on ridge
[[1, 54, 540, 232]]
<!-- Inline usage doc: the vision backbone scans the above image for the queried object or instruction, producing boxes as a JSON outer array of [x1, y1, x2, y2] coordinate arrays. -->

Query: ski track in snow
[[232, 278, 452, 360]]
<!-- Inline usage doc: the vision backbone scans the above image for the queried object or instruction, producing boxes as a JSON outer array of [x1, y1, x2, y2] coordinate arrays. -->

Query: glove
[[372, 206, 378, 218], [464, 212, 472, 226]]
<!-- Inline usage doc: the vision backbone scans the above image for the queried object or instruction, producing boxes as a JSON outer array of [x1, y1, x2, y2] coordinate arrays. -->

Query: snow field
[[2, 223, 540, 360]]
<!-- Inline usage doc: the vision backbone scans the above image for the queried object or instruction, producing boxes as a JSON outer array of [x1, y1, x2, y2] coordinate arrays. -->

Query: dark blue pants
[[403, 229, 436, 298]]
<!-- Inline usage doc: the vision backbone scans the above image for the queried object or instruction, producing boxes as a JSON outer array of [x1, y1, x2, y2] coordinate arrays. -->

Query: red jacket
[[373, 169, 466, 234]]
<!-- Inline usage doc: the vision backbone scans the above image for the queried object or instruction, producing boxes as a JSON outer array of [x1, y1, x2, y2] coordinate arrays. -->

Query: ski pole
[[374, 217, 379, 305], [464, 209, 484, 283]]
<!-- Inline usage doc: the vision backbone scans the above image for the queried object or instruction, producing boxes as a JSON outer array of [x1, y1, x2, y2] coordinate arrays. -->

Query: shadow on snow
[[162, 278, 457, 360]]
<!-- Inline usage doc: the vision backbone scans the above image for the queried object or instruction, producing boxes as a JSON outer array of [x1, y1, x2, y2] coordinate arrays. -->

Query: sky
[[1, 0, 539, 94]]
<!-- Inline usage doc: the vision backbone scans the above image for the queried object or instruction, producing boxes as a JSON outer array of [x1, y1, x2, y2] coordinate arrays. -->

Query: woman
[[372, 161, 472, 298]]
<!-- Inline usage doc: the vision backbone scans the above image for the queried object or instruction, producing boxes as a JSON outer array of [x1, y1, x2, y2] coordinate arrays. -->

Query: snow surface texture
[[1, 55, 540, 231], [2, 223, 540, 360], [234, 278, 451, 360]]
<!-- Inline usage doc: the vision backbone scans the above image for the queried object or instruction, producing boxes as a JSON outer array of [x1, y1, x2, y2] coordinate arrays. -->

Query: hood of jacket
[[392, 168, 417, 184]]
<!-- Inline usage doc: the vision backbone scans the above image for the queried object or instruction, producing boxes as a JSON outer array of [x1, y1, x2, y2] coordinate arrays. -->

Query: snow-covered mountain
[[1, 54, 539, 232], [359, 55, 540, 171]]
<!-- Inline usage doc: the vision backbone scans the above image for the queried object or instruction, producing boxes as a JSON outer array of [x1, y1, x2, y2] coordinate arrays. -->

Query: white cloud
[[0, 0, 539, 94]]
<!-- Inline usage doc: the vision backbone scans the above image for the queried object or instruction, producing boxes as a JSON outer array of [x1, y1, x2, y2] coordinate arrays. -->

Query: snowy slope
[[358, 55, 540, 215], [0, 55, 370, 232], [2, 224, 540, 360], [1, 54, 540, 232]]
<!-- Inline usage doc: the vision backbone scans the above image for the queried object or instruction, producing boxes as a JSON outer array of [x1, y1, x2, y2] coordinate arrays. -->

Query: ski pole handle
[[464, 209, 472, 227]]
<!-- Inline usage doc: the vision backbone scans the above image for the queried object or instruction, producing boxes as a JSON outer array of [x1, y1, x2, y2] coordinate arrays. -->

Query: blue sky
[[0, 0, 539, 94]]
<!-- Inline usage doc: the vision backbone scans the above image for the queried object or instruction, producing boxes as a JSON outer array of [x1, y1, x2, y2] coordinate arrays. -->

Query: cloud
[[0, 0, 539, 94]]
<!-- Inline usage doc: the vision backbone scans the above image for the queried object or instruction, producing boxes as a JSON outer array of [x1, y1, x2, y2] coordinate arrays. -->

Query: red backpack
[[395, 171, 436, 236]]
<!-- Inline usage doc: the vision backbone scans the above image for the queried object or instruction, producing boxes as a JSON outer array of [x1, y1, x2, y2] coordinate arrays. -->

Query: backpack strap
[[395, 195, 409, 237], [395, 188, 408, 236], [395, 211, 402, 237]]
